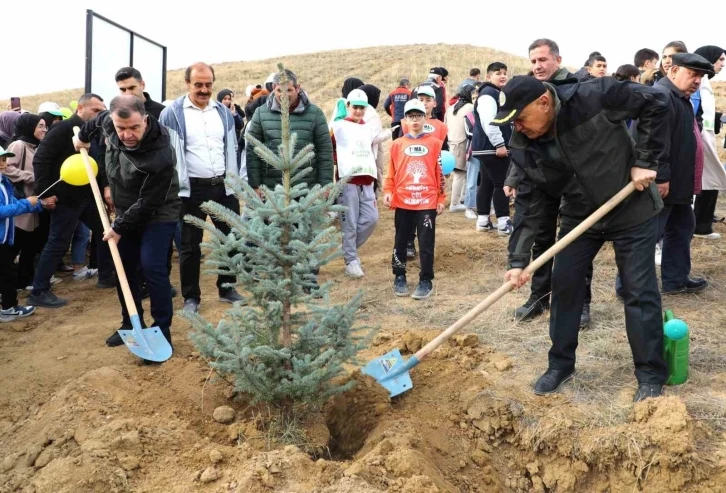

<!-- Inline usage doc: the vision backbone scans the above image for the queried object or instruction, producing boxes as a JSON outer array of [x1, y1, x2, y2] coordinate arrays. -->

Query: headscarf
[[358, 84, 381, 109], [694, 46, 725, 79], [216, 89, 234, 103], [341, 77, 364, 98], [0, 111, 21, 143], [453, 85, 474, 115], [10, 113, 42, 146]]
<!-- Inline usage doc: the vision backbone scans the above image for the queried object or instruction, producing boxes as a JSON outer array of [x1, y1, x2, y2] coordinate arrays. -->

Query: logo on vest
[[404, 145, 429, 157], [406, 160, 428, 184], [498, 91, 506, 106], [423, 123, 435, 134], [352, 140, 371, 158]]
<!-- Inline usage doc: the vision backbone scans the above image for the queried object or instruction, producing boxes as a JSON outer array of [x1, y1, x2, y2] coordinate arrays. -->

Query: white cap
[[416, 85, 436, 99], [346, 89, 369, 107], [38, 101, 63, 116], [265, 73, 276, 84], [404, 99, 426, 115], [245, 84, 256, 98]]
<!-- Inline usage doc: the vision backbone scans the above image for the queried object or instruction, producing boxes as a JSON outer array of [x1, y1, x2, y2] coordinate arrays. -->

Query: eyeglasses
[[406, 113, 425, 121]]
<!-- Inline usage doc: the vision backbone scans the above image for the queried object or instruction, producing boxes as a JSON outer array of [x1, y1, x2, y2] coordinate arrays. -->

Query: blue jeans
[[32, 200, 113, 295], [116, 221, 177, 343], [71, 222, 90, 265], [464, 156, 479, 209]]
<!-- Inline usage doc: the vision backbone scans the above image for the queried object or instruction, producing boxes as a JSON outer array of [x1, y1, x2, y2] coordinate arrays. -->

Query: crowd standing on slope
[[1, 39, 725, 400]]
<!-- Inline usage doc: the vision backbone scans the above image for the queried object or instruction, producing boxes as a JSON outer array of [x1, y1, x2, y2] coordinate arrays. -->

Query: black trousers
[[514, 185, 593, 306], [693, 190, 718, 235], [0, 244, 18, 309], [549, 216, 667, 385], [12, 228, 43, 289], [393, 209, 436, 281], [392, 121, 403, 140], [476, 155, 510, 218], [180, 182, 240, 302]]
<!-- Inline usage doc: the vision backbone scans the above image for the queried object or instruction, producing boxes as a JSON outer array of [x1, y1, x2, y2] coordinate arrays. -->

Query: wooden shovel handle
[[413, 181, 637, 362], [72, 127, 138, 318]]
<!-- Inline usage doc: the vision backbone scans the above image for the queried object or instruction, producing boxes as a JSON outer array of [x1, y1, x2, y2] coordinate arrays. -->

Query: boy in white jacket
[[330, 89, 392, 278]]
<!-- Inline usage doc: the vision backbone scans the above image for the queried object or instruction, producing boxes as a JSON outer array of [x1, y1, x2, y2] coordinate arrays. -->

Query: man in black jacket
[[28, 93, 114, 308], [74, 95, 181, 349], [495, 75, 670, 402], [115, 67, 166, 120]]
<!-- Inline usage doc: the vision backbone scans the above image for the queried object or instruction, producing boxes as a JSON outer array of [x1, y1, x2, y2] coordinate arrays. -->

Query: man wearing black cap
[[412, 68, 446, 122], [651, 53, 715, 294], [493, 73, 671, 402]]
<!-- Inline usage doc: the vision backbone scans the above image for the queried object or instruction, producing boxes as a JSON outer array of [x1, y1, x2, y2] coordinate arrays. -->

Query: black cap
[[671, 53, 715, 77], [491, 76, 547, 126], [429, 67, 444, 76], [439, 67, 449, 77]]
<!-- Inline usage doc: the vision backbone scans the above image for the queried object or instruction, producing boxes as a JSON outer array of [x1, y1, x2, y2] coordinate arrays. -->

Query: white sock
[[498, 216, 510, 228], [477, 215, 490, 225]]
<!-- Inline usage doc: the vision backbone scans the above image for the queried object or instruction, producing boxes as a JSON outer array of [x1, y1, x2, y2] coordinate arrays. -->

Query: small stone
[[448, 414, 459, 422], [269, 464, 281, 474], [526, 461, 540, 475], [34, 448, 55, 468], [25, 445, 42, 467], [57, 356, 66, 361], [494, 359, 512, 372], [459, 460, 467, 468], [2, 455, 15, 472], [200, 466, 219, 483], [402, 333, 423, 353], [120, 456, 140, 471], [471, 450, 487, 467], [227, 426, 240, 442], [213, 406, 236, 424], [459, 422, 468, 430], [454, 334, 479, 347], [209, 449, 223, 464]]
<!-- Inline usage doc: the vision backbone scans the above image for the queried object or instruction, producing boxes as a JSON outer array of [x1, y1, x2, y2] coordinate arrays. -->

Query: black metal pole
[[84, 10, 94, 94]]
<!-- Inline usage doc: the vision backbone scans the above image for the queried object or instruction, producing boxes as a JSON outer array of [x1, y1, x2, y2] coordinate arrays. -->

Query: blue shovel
[[73, 127, 172, 362], [363, 182, 637, 397]]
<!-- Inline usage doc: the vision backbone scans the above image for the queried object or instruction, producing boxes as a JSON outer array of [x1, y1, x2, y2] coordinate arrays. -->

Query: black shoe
[[394, 275, 409, 297], [533, 367, 576, 395], [183, 298, 199, 314], [411, 280, 433, 300], [27, 291, 68, 308], [579, 303, 591, 330], [171, 287, 177, 298], [219, 288, 247, 305], [633, 383, 663, 402], [662, 277, 708, 295], [141, 283, 150, 300], [406, 242, 416, 259], [514, 296, 549, 322], [96, 277, 117, 289]]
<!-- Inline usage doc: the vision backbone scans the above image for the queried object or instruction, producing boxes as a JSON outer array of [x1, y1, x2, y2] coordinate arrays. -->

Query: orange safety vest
[[402, 117, 448, 142], [383, 133, 446, 210]]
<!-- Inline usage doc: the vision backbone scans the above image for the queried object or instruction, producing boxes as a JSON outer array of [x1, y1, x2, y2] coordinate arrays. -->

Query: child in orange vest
[[383, 100, 445, 299]]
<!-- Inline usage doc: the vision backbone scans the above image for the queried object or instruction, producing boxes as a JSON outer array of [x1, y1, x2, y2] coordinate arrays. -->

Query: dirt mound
[[2, 328, 723, 493]]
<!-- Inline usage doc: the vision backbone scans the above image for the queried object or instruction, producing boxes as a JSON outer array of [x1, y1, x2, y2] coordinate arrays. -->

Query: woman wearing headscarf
[[0, 111, 21, 149], [216, 89, 244, 136], [444, 85, 474, 212], [358, 84, 387, 195], [692, 45, 726, 239], [2, 113, 50, 288]]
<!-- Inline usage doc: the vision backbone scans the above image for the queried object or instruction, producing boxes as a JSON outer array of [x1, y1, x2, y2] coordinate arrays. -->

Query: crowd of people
[[1, 38, 725, 397]]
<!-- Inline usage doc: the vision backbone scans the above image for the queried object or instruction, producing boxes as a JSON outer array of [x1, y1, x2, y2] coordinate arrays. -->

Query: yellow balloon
[[69, 100, 78, 111], [60, 154, 97, 186], [59, 107, 72, 119]]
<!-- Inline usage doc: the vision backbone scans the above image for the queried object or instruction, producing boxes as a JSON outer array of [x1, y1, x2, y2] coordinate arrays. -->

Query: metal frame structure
[[84, 9, 167, 100]]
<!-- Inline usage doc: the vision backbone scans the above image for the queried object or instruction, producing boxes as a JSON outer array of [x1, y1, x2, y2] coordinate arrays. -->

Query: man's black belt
[[189, 174, 226, 186]]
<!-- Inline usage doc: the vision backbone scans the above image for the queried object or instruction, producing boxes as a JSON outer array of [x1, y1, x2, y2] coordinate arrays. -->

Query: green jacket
[[246, 91, 334, 189]]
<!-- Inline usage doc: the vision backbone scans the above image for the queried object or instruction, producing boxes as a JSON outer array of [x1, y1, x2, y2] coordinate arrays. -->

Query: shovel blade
[[362, 348, 414, 398], [117, 325, 172, 362]]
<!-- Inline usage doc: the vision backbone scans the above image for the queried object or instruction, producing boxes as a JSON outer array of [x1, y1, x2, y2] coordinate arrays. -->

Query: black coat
[[78, 112, 181, 235], [650, 77, 699, 205], [144, 92, 166, 120], [33, 114, 108, 204], [507, 77, 670, 269]]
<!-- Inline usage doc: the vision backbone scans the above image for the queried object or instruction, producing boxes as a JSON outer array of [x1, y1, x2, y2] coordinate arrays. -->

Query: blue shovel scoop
[[73, 127, 172, 362], [364, 182, 637, 397]]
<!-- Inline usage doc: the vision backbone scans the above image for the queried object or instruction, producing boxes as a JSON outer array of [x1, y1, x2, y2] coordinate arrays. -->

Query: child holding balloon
[[384, 100, 445, 300], [0, 146, 56, 322]]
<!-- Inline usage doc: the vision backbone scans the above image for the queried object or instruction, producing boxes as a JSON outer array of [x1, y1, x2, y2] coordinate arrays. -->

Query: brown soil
[[2, 205, 726, 492]]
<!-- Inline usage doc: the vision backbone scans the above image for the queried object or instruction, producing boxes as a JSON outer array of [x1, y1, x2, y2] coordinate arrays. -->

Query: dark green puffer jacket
[[245, 91, 334, 189]]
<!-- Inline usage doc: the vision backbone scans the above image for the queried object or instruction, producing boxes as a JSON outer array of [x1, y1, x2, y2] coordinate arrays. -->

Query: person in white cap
[[37, 102, 64, 129], [329, 89, 392, 278]]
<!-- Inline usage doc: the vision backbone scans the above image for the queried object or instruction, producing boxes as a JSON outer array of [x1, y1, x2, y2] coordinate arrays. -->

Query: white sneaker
[[345, 260, 364, 279], [476, 216, 494, 232], [464, 209, 477, 220], [449, 203, 467, 212], [655, 243, 662, 266], [73, 267, 99, 281], [693, 232, 721, 240]]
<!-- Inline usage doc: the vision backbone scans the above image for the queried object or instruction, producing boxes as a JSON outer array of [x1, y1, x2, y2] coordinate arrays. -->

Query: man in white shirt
[[159, 62, 245, 313]]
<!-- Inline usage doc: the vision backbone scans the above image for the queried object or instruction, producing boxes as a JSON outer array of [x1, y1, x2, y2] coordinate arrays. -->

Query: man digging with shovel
[[496, 75, 671, 402]]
